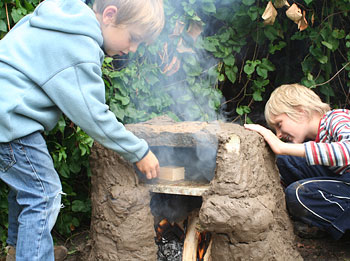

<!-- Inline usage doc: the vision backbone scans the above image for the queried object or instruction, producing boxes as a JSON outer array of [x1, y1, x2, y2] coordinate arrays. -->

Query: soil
[[2, 228, 348, 260], [54, 229, 350, 261], [295, 234, 350, 260], [1, 230, 349, 261]]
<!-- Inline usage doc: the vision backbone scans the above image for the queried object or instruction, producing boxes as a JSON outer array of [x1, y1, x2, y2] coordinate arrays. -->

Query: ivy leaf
[[183, 63, 202, 77], [201, 38, 217, 52], [321, 41, 333, 50], [0, 20, 7, 32], [110, 102, 125, 121], [236, 107, 244, 115], [253, 90, 263, 101], [303, 0, 313, 5], [72, 200, 89, 213], [242, 0, 255, 6], [202, 2, 216, 13], [223, 55, 235, 66], [244, 61, 260, 75], [11, 7, 27, 23], [225, 66, 237, 83], [332, 29, 345, 39], [226, 69, 236, 83], [57, 117, 66, 134], [269, 41, 287, 54], [317, 55, 328, 64], [256, 67, 268, 78]]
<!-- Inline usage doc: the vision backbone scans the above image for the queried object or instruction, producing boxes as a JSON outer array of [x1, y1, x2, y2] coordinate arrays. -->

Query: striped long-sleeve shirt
[[304, 109, 350, 174]]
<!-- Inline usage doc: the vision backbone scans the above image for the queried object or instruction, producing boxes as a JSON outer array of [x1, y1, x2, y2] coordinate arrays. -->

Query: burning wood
[[182, 212, 212, 261], [156, 218, 184, 242], [197, 231, 212, 261], [182, 213, 199, 260], [156, 218, 184, 261], [155, 213, 212, 261]]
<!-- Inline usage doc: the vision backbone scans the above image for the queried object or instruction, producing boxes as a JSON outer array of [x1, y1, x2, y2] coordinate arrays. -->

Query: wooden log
[[182, 212, 199, 261], [158, 166, 185, 181], [203, 238, 212, 261]]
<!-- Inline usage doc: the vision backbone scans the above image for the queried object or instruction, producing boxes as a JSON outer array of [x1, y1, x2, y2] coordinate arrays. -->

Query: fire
[[156, 218, 170, 241], [155, 217, 212, 260], [155, 218, 184, 242], [196, 231, 211, 260]]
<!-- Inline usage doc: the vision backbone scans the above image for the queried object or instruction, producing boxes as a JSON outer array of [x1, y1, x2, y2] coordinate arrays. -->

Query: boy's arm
[[42, 63, 160, 178], [304, 110, 350, 167], [244, 124, 305, 157]]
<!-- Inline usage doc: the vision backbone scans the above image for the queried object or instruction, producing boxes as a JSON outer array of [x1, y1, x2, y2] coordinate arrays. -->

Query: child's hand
[[135, 150, 160, 179], [244, 124, 305, 157], [244, 124, 286, 154]]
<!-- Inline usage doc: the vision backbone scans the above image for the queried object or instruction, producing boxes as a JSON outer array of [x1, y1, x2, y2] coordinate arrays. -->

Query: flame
[[155, 217, 211, 259], [196, 231, 211, 260], [156, 218, 171, 241]]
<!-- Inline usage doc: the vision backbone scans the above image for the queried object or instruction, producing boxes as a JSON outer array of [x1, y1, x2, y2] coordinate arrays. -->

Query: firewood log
[[182, 212, 199, 260], [203, 238, 212, 261]]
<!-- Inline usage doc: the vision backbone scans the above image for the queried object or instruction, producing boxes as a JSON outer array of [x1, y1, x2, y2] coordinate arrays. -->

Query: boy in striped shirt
[[245, 83, 350, 240]]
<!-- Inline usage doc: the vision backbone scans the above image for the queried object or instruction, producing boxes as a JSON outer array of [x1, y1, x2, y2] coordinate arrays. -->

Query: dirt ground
[[52, 228, 350, 261], [295, 233, 350, 261], [1, 229, 349, 261]]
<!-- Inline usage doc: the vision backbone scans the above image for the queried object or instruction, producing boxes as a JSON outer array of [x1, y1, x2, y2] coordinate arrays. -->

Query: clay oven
[[88, 117, 302, 260]]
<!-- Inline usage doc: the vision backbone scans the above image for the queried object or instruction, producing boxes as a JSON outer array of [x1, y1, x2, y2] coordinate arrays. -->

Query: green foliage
[[44, 116, 93, 237], [1, 0, 350, 255]]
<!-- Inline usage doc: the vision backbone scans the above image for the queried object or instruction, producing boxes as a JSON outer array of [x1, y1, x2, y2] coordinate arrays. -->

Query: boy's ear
[[102, 6, 118, 25], [296, 107, 310, 119]]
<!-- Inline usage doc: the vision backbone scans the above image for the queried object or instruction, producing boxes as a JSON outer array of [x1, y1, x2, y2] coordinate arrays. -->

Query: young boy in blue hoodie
[[0, 0, 164, 260]]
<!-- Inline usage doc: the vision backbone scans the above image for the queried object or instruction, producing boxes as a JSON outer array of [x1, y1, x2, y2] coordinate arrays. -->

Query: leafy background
[[1, 0, 350, 254]]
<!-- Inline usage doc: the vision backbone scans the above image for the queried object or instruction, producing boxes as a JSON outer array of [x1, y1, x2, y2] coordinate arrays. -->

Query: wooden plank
[[158, 166, 185, 181]]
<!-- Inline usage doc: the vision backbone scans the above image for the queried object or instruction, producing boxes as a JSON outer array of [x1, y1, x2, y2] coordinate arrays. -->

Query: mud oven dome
[[88, 117, 303, 261]]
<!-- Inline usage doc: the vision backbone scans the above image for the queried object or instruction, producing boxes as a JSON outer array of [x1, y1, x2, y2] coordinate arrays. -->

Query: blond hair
[[93, 0, 164, 44], [265, 83, 331, 127]]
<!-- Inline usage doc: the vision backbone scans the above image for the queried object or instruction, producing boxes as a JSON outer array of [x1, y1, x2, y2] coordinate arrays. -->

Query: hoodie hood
[[30, 0, 103, 46]]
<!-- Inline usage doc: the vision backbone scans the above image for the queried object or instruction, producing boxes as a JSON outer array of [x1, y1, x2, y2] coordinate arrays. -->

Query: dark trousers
[[277, 155, 350, 240]]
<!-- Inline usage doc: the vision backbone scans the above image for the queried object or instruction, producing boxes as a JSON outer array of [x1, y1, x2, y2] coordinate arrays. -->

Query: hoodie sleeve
[[41, 61, 149, 163]]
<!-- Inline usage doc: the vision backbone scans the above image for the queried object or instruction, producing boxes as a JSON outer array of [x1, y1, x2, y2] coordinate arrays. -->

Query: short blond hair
[[265, 83, 331, 127], [93, 0, 164, 44]]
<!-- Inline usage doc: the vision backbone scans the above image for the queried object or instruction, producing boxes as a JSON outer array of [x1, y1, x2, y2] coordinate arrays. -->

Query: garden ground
[[55, 228, 350, 260]]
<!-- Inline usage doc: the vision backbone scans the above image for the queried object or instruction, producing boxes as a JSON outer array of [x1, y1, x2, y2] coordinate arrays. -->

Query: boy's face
[[97, 6, 143, 56], [101, 24, 142, 56], [271, 113, 311, 143]]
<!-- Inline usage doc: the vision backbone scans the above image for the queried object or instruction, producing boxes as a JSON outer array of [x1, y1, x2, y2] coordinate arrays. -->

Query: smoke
[[150, 193, 202, 223]]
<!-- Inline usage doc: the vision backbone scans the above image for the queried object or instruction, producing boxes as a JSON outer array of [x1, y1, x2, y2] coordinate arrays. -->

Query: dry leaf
[[176, 37, 195, 53], [262, 1, 277, 25], [162, 56, 181, 76], [187, 21, 203, 42], [286, 3, 302, 24], [298, 10, 308, 31], [170, 20, 185, 38], [311, 13, 315, 26], [158, 42, 169, 65], [274, 0, 290, 8]]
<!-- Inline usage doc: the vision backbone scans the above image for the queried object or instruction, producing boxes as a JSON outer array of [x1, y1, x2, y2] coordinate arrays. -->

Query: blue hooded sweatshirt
[[0, 0, 149, 163]]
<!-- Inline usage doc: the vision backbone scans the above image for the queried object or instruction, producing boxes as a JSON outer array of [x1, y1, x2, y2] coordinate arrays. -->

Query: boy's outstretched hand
[[135, 150, 160, 179], [244, 124, 305, 157]]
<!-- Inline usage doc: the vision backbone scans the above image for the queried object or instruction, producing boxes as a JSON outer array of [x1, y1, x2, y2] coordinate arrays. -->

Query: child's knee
[[285, 180, 323, 221]]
